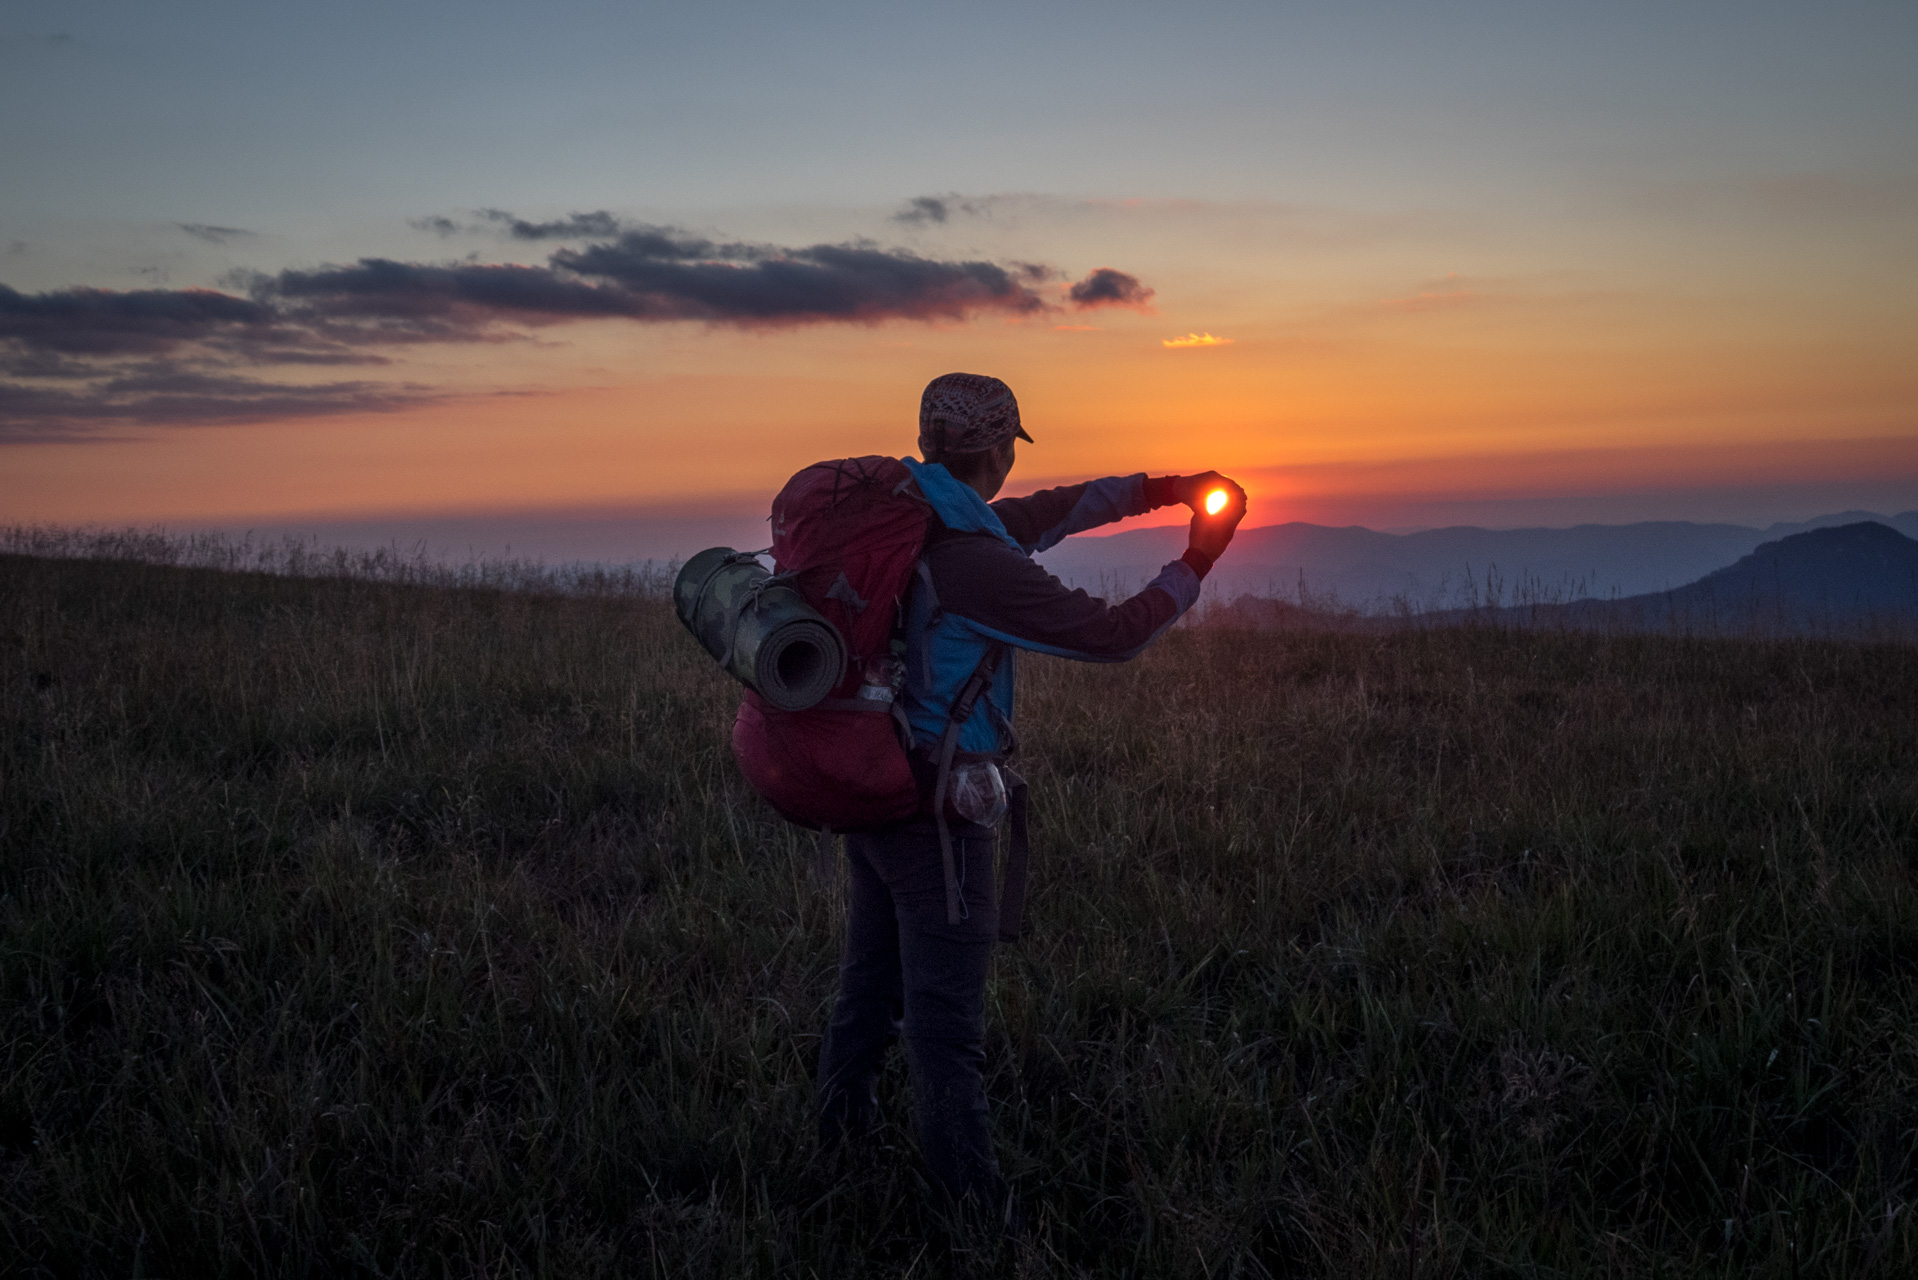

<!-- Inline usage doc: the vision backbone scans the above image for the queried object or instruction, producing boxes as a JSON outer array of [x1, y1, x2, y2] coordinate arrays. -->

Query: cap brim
[[1015, 425, 1034, 443]]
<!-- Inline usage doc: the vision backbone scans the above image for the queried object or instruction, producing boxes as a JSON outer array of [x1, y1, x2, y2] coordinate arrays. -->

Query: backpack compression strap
[[931, 643, 1005, 926]]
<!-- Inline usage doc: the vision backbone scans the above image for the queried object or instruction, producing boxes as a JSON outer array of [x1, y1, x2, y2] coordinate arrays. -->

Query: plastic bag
[[948, 760, 1008, 827]]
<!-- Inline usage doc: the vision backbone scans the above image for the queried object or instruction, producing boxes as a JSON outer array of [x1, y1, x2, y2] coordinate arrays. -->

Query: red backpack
[[730, 456, 928, 829]]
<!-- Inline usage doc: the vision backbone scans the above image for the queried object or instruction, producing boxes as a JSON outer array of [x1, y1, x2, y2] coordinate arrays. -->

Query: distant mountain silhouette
[[1037, 509, 1918, 610], [1211, 521, 1918, 635], [1361, 521, 1918, 637], [1677, 521, 1918, 612]]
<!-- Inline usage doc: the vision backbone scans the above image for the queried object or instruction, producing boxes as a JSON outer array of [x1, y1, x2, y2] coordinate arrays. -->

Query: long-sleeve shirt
[[900, 461, 1208, 755]]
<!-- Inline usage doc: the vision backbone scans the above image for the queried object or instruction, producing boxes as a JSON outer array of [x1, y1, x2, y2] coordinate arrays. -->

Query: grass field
[[3, 549, 1916, 1277]]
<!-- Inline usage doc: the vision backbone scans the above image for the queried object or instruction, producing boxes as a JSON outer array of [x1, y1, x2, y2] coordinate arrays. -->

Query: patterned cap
[[917, 372, 1034, 456]]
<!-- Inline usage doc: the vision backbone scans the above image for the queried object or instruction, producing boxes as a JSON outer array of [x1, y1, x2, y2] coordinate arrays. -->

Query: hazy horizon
[[98, 498, 1917, 572]]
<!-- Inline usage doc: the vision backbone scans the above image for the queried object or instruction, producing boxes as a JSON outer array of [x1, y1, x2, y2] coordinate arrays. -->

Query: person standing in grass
[[816, 371, 1247, 1224]]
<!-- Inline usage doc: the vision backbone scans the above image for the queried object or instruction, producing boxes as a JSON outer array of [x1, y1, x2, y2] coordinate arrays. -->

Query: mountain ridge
[[1427, 522, 1918, 634], [1211, 523, 1918, 636], [1036, 509, 1918, 609]]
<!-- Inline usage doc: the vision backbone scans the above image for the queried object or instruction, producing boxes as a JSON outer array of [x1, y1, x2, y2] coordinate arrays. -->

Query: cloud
[[3, 229, 1065, 360], [410, 209, 633, 241], [179, 223, 255, 245], [259, 259, 648, 342], [0, 282, 407, 433], [0, 284, 277, 356], [1067, 267, 1155, 312], [547, 231, 1048, 324], [0, 365, 431, 437], [1, 349, 98, 379], [1163, 332, 1232, 348], [409, 209, 627, 240], [892, 194, 993, 225], [478, 209, 626, 240], [894, 196, 953, 225], [257, 228, 1052, 334], [3, 214, 1147, 435]]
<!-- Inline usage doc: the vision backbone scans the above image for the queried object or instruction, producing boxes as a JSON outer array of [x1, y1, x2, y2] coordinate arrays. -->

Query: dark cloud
[[479, 209, 626, 240], [0, 282, 406, 433], [410, 209, 630, 240], [0, 365, 429, 437], [892, 194, 991, 226], [894, 197, 952, 225], [547, 232, 1047, 324], [0, 281, 395, 365], [4, 232, 1057, 354], [262, 258, 648, 341], [0, 284, 276, 356], [1, 349, 98, 379], [234, 346, 391, 367], [179, 223, 255, 245], [3, 219, 1148, 436], [249, 228, 1050, 334], [1068, 267, 1155, 311]]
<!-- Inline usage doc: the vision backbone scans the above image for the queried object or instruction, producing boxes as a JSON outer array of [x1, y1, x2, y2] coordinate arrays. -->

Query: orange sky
[[8, 238, 1913, 541]]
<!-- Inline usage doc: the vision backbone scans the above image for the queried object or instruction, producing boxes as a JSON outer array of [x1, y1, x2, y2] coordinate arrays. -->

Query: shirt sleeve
[[925, 528, 1201, 662], [991, 474, 1152, 553]]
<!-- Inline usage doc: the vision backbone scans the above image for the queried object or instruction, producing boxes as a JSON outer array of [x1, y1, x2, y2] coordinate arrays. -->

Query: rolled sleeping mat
[[673, 548, 846, 711]]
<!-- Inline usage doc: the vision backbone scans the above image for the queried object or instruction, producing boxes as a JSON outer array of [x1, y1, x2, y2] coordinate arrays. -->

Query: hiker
[[815, 372, 1246, 1220]]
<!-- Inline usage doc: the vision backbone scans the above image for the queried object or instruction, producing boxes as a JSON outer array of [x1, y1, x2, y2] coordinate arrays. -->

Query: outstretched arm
[[991, 475, 1150, 554], [926, 530, 1207, 662], [993, 471, 1231, 554]]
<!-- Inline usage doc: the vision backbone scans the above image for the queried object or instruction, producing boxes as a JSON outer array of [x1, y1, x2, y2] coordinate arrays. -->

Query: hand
[[1168, 471, 1230, 511], [1187, 476, 1247, 562]]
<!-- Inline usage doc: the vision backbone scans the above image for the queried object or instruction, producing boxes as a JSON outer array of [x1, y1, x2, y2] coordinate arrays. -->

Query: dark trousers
[[816, 817, 1005, 1205]]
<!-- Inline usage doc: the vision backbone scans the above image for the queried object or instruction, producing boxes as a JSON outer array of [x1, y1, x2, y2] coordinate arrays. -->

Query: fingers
[[1175, 470, 1231, 510], [1188, 512, 1241, 560], [1207, 475, 1248, 521], [1185, 474, 1249, 561]]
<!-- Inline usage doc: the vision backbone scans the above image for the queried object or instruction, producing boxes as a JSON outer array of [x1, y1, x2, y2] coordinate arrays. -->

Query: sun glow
[[1163, 332, 1233, 349], [1204, 488, 1229, 515]]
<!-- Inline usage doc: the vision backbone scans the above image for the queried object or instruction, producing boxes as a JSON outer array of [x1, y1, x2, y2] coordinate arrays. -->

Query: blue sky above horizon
[[3, 0, 1915, 552]]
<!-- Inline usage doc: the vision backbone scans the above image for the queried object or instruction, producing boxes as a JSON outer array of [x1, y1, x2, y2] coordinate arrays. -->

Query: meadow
[[3, 546, 1916, 1277]]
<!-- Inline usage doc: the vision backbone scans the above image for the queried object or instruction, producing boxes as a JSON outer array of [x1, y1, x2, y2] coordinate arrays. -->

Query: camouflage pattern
[[674, 548, 845, 710]]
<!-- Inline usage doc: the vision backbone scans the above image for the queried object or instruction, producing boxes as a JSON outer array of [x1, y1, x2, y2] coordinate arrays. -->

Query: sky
[[3, 0, 1915, 557]]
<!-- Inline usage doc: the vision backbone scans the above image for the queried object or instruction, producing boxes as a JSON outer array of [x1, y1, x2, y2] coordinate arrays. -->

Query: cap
[[917, 372, 1034, 457]]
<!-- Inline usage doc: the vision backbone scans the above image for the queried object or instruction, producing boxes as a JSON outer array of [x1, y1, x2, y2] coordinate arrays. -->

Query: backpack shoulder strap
[[931, 642, 1005, 926]]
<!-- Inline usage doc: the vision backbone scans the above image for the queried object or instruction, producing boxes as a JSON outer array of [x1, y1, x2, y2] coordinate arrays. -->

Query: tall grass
[[0, 524, 674, 598], [3, 549, 1915, 1276]]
